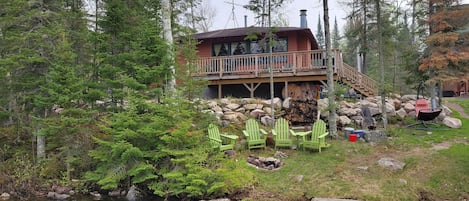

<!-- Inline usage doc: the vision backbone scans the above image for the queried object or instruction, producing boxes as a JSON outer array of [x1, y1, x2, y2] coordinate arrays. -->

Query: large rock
[[403, 102, 415, 112], [401, 94, 417, 102], [262, 98, 282, 109], [207, 100, 218, 109], [396, 108, 407, 118], [222, 112, 239, 121], [250, 109, 266, 118], [338, 108, 358, 116], [225, 103, 240, 110], [47, 192, 70, 200], [261, 115, 274, 126], [244, 104, 259, 110], [219, 98, 230, 106], [443, 117, 462, 128], [441, 105, 453, 116], [365, 130, 387, 142], [338, 115, 352, 125], [282, 97, 291, 109], [369, 107, 381, 116], [1, 193, 10, 200], [377, 157, 405, 171], [126, 185, 140, 201]]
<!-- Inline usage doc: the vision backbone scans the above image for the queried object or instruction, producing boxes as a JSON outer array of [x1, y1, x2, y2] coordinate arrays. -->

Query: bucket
[[344, 127, 354, 139], [349, 134, 357, 142], [354, 130, 365, 139]]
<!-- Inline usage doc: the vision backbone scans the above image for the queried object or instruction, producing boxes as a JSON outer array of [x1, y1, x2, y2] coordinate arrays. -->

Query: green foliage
[[86, 96, 249, 199]]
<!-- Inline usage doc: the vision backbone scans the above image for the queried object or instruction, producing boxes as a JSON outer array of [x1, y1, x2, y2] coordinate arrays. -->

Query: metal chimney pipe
[[244, 15, 247, 27], [300, 9, 307, 28]]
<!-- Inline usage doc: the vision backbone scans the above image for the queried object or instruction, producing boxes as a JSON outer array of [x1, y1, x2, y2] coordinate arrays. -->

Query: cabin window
[[250, 38, 288, 54], [231, 42, 247, 55], [273, 38, 288, 52], [212, 38, 287, 56], [212, 43, 230, 56]]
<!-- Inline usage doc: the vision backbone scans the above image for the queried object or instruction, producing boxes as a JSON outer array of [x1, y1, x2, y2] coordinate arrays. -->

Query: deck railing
[[192, 49, 377, 96], [193, 49, 342, 77]]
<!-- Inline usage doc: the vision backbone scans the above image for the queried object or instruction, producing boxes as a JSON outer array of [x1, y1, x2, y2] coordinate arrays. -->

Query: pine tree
[[316, 14, 325, 49], [332, 16, 341, 49]]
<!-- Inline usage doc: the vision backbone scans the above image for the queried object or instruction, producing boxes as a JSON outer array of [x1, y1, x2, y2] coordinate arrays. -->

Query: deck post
[[284, 81, 288, 98], [255, 55, 259, 77], [292, 53, 297, 75], [218, 84, 222, 99]]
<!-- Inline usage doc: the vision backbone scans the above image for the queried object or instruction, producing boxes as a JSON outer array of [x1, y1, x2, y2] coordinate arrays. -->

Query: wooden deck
[[192, 50, 378, 97]]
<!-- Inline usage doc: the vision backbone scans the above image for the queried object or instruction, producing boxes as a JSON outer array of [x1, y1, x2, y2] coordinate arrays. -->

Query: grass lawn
[[226, 98, 469, 201]]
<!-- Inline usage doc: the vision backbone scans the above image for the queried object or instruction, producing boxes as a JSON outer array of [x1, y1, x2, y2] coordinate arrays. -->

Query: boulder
[[369, 107, 381, 116], [442, 105, 453, 116], [244, 104, 259, 110], [126, 185, 140, 201], [222, 112, 238, 121], [1, 193, 10, 200], [219, 98, 230, 106], [207, 100, 218, 109], [261, 115, 274, 126], [225, 103, 240, 110], [212, 105, 223, 112], [338, 115, 352, 125], [377, 157, 405, 171], [365, 130, 387, 142], [235, 107, 245, 113], [262, 98, 282, 109], [401, 94, 417, 102], [443, 117, 462, 128], [403, 102, 415, 112], [263, 107, 272, 115], [282, 97, 291, 109], [47, 192, 71, 200], [250, 109, 266, 118], [396, 108, 407, 118]]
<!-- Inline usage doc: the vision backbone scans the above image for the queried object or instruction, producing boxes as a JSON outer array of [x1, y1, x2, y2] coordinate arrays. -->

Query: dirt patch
[[445, 102, 469, 119]]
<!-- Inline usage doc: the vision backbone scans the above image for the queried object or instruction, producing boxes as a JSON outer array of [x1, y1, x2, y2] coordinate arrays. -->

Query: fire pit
[[247, 155, 283, 170]]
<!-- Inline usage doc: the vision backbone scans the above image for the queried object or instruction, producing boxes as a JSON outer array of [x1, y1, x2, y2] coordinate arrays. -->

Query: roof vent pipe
[[300, 9, 307, 28], [244, 15, 247, 27]]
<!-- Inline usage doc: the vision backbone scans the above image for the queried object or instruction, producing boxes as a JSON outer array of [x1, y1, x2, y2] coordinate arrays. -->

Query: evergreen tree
[[316, 14, 325, 49], [332, 16, 341, 49], [243, 0, 285, 27]]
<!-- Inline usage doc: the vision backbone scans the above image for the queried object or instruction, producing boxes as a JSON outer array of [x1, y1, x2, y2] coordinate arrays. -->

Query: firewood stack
[[282, 83, 319, 126], [285, 99, 318, 126]]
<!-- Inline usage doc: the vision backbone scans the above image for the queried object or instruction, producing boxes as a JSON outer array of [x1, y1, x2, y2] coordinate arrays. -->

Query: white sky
[[207, 0, 350, 33], [205, 0, 469, 33]]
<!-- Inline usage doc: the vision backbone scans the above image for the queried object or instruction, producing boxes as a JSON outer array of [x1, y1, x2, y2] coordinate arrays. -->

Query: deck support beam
[[218, 84, 222, 99], [243, 83, 262, 98]]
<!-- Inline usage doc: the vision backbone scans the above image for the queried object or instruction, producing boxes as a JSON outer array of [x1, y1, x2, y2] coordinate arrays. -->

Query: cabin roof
[[194, 27, 319, 50]]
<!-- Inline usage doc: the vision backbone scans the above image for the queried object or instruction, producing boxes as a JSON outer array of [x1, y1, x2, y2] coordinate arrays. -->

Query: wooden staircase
[[336, 62, 378, 97]]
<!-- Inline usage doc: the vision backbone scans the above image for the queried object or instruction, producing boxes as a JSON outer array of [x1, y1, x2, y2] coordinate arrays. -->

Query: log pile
[[285, 99, 318, 126], [282, 83, 319, 126]]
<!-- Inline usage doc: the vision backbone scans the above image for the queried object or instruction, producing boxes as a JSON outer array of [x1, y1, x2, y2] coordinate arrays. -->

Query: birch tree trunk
[[162, 0, 176, 94], [377, 0, 387, 129], [323, 0, 338, 138]]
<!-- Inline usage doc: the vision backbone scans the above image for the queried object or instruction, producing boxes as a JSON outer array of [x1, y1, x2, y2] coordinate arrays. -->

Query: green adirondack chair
[[301, 119, 330, 152], [272, 118, 295, 149], [207, 123, 238, 151], [243, 119, 267, 150]]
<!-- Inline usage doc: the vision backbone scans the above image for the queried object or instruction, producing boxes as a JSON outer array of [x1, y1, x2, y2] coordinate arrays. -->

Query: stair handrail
[[339, 63, 378, 96]]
